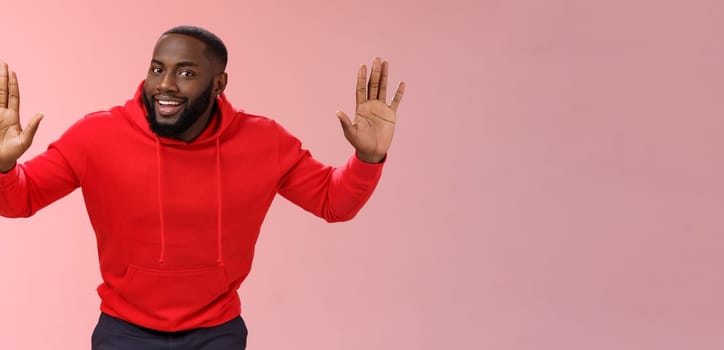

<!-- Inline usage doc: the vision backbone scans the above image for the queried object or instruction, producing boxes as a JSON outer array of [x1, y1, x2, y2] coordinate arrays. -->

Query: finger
[[356, 65, 367, 106], [21, 113, 44, 147], [367, 57, 381, 100], [390, 81, 406, 112], [0, 62, 8, 108], [336, 110, 355, 139], [378, 60, 389, 102], [8, 71, 19, 112]]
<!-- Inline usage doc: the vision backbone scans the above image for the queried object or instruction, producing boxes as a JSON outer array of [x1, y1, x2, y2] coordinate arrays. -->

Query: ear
[[213, 72, 228, 96]]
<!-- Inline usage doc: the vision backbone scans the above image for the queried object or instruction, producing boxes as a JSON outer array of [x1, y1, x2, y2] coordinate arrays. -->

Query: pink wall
[[1, 0, 723, 349]]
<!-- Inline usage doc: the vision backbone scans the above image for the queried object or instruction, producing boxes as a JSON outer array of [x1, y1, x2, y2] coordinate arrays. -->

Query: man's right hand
[[0, 62, 43, 173]]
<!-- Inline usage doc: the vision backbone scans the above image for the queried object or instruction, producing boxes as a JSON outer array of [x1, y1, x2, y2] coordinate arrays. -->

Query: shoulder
[[231, 111, 278, 127], [223, 112, 302, 151], [226, 111, 291, 136], [66, 107, 120, 130], [57, 106, 129, 145]]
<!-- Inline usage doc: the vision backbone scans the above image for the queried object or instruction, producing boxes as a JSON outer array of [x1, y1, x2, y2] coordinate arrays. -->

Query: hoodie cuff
[[0, 164, 20, 190], [348, 153, 385, 180]]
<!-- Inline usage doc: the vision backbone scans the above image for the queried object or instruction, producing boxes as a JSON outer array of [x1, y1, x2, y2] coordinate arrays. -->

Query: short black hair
[[162, 25, 228, 70]]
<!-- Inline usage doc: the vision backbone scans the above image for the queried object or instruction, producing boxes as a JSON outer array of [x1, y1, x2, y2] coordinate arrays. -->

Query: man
[[0, 25, 404, 349]]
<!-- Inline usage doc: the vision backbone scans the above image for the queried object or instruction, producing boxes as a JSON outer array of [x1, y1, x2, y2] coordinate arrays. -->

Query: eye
[[179, 70, 195, 78], [151, 67, 163, 74]]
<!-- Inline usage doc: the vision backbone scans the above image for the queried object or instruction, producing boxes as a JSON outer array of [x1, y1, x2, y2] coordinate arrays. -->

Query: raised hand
[[0, 62, 43, 173], [336, 57, 405, 163]]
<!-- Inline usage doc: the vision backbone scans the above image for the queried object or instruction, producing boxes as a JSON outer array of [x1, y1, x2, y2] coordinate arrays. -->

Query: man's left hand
[[336, 57, 405, 163]]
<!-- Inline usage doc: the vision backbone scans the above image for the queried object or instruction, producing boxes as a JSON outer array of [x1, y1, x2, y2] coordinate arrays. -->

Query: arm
[[276, 123, 383, 222], [0, 146, 80, 217], [0, 62, 79, 217], [277, 57, 405, 222]]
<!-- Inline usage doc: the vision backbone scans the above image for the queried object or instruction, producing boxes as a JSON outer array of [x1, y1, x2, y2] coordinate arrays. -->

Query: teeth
[[158, 100, 181, 106]]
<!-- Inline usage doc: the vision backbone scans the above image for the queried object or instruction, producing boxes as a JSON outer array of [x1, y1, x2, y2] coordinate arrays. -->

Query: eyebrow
[[151, 59, 199, 68]]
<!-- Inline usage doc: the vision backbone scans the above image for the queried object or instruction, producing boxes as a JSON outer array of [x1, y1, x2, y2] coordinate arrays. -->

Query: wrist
[[356, 152, 385, 164]]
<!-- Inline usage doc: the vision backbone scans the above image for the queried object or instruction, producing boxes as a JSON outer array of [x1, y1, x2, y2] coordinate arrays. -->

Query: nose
[[158, 72, 178, 93]]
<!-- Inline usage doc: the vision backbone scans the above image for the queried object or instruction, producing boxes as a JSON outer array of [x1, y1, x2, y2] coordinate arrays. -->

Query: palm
[[348, 100, 395, 157], [0, 62, 43, 172], [337, 58, 405, 164]]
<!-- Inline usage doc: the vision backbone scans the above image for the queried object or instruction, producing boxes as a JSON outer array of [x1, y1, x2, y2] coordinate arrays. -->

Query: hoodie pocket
[[119, 264, 230, 316]]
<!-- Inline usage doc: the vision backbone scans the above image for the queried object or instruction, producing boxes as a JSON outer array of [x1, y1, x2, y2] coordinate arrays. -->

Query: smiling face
[[143, 33, 227, 141]]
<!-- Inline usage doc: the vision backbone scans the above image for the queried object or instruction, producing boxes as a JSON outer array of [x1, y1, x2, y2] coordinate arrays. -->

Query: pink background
[[1, 0, 723, 349]]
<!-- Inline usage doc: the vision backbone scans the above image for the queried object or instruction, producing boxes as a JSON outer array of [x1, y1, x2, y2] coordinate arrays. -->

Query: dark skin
[[337, 57, 405, 163], [144, 33, 228, 142], [0, 63, 44, 173], [0, 34, 404, 172]]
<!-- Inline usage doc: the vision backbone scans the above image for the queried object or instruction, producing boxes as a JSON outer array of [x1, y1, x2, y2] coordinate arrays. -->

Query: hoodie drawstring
[[156, 137, 166, 264], [215, 138, 224, 267], [155, 136, 224, 267]]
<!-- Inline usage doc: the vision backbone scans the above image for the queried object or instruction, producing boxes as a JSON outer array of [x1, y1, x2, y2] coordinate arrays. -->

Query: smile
[[156, 99, 185, 117]]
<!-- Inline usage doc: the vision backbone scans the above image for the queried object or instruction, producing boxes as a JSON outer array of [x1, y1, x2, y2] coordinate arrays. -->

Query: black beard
[[143, 83, 215, 139]]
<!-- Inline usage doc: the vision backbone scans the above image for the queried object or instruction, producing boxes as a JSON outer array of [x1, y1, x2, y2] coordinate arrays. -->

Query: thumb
[[336, 110, 354, 138], [21, 113, 44, 146]]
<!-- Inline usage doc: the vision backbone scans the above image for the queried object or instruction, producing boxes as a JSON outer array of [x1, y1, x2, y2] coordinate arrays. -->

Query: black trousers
[[91, 313, 247, 350]]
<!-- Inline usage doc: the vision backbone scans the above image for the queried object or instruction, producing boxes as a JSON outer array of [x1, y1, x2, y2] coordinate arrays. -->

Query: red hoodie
[[0, 83, 383, 331]]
